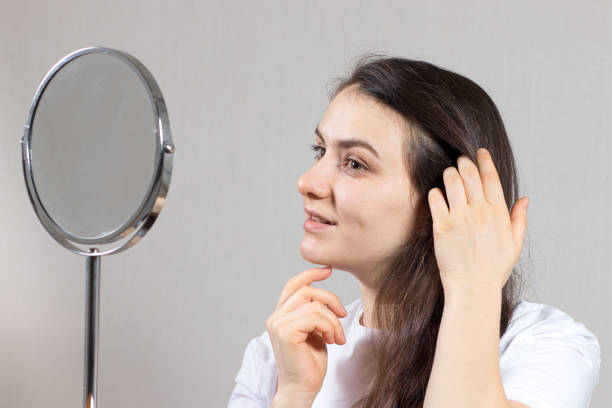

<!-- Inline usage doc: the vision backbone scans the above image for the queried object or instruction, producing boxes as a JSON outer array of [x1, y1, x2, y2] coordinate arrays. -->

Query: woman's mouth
[[303, 217, 337, 232]]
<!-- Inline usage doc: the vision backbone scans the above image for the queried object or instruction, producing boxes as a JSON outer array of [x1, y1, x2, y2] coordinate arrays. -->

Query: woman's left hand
[[428, 148, 529, 294]]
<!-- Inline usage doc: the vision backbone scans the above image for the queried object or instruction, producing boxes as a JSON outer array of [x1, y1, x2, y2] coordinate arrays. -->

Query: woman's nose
[[297, 165, 331, 199]]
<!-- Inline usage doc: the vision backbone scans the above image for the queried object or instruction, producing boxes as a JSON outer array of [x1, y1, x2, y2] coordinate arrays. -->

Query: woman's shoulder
[[501, 299, 600, 353], [250, 329, 275, 364], [503, 299, 599, 340], [499, 299, 601, 407], [229, 330, 278, 407]]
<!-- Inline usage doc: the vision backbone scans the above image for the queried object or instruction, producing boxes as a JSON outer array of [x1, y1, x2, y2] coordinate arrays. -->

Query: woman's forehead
[[320, 88, 408, 155]]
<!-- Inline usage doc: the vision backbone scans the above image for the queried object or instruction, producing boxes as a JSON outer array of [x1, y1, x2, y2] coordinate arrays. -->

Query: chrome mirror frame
[[21, 46, 175, 256], [20, 46, 175, 408]]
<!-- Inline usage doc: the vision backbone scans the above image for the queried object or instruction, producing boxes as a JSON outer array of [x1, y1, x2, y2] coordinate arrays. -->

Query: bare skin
[[297, 83, 416, 330]]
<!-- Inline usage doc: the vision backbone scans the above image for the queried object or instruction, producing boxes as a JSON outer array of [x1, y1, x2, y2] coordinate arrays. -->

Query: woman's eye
[[310, 143, 325, 160], [309, 144, 367, 172], [346, 158, 365, 171]]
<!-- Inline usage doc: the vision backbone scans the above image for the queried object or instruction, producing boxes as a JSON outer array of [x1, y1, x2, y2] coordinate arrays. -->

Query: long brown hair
[[326, 53, 527, 407]]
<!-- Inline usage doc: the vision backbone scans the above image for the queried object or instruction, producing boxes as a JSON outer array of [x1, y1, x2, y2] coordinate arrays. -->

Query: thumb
[[510, 196, 529, 256]]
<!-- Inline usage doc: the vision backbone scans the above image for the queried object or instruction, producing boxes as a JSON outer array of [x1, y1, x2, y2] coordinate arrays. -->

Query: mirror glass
[[30, 52, 157, 240]]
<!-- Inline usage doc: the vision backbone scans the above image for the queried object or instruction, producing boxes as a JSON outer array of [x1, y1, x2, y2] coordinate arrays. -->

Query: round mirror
[[22, 47, 174, 255], [21, 46, 175, 408]]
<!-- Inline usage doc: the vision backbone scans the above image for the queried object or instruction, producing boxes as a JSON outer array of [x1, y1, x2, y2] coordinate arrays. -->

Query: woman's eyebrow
[[315, 126, 380, 159]]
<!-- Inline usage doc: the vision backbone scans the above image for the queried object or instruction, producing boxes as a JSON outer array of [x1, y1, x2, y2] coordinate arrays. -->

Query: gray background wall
[[0, 1, 609, 407]]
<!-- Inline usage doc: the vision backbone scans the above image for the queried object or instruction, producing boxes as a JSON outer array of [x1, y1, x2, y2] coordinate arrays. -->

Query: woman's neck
[[359, 282, 377, 329]]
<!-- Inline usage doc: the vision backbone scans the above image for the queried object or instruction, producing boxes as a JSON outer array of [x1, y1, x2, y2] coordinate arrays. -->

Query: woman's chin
[[299, 242, 328, 265]]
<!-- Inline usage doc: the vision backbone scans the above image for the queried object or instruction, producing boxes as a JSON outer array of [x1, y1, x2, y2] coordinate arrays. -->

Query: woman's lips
[[303, 218, 337, 232]]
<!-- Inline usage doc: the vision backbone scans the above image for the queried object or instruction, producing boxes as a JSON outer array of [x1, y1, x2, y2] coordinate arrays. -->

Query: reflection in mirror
[[30, 52, 157, 240]]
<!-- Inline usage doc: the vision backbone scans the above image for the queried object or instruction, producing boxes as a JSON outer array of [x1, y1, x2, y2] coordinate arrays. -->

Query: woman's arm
[[424, 149, 530, 407], [423, 284, 526, 408]]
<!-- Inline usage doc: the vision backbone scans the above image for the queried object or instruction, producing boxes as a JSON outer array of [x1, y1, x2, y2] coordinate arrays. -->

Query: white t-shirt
[[228, 298, 601, 408]]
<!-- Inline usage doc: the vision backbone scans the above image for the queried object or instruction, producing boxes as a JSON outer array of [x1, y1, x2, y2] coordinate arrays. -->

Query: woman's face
[[297, 84, 417, 281]]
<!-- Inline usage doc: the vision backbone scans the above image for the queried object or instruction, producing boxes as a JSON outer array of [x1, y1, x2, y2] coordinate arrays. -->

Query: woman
[[229, 54, 601, 408]]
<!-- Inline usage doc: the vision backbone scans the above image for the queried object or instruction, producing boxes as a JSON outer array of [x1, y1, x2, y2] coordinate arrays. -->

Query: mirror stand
[[84, 249, 100, 408]]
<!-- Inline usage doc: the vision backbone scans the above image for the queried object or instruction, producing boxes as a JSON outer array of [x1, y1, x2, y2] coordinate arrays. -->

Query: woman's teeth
[[312, 216, 331, 224]]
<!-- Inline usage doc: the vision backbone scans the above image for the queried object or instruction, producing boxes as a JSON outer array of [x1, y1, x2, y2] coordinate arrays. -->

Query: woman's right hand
[[266, 266, 347, 405]]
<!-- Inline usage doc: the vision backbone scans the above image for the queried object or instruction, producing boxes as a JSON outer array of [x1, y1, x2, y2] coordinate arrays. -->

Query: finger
[[277, 312, 335, 344], [457, 154, 486, 205], [476, 148, 506, 207], [278, 285, 347, 318], [510, 196, 529, 259], [299, 301, 346, 344], [428, 187, 449, 224], [276, 267, 332, 309], [284, 313, 339, 345], [443, 166, 468, 213], [277, 301, 346, 345]]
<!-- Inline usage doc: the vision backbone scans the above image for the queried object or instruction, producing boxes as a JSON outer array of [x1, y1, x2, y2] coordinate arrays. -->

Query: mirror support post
[[84, 249, 100, 408]]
